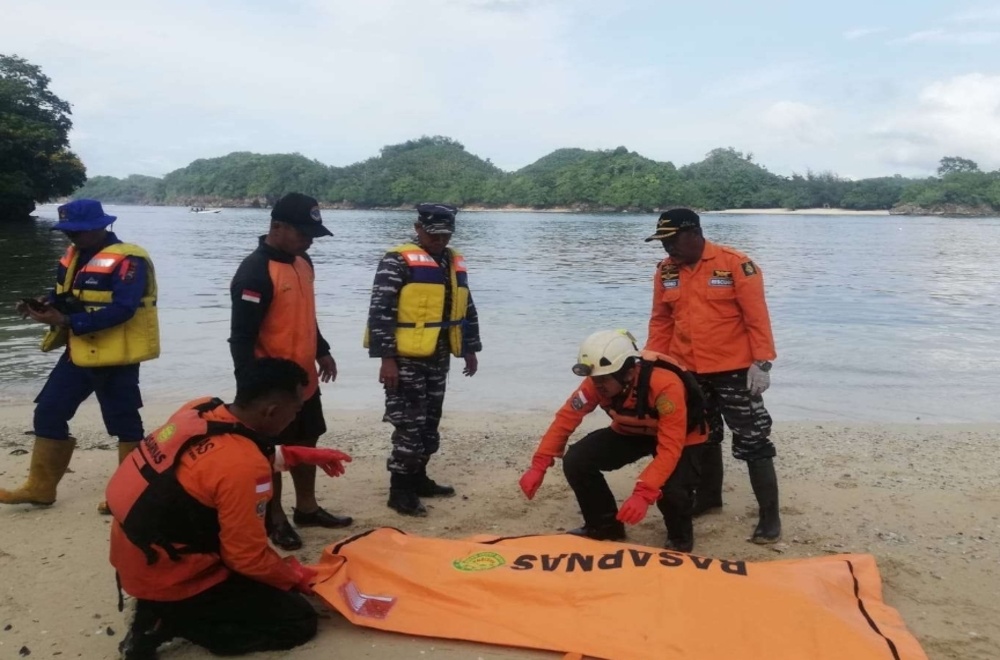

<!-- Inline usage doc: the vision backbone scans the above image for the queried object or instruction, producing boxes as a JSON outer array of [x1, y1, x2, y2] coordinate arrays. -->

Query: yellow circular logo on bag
[[156, 424, 176, 444], [452, 552, 506, 572]]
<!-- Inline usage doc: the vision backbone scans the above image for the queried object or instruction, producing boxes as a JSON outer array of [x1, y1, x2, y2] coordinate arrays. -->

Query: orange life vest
[[106, 398, 270, 564], [606, 350, 706, 438], [255, 257, 320, 399]]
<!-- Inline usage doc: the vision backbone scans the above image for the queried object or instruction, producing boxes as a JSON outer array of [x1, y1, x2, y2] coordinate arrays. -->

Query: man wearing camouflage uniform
[[365, 203, 482, 516]]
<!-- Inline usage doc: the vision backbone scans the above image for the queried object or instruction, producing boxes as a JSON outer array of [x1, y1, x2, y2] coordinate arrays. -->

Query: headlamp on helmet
[[572, 329, 640, 378]]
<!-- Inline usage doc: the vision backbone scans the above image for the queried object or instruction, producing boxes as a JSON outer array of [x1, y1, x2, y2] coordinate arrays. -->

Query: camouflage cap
[[416, 203, 457, 235]]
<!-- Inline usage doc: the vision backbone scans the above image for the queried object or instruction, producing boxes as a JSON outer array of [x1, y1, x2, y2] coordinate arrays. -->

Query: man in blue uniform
[[1, 199, 159, 510]]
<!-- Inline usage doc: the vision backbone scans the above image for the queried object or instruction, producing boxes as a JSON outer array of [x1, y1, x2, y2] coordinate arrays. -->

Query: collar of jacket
[[255, 235, 297, 264]]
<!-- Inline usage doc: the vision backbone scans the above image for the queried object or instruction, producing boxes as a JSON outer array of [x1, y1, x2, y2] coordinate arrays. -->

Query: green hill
[[70, 137, 1000, 214]]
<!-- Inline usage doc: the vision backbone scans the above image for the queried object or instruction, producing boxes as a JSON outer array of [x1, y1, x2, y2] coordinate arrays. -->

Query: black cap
[[271, 193, 333, 238], [416, 203, 457, 235], [644, 208, 700, 242]]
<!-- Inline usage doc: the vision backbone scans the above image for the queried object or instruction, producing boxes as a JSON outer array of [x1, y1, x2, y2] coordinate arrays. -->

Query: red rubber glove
[[285, 556, 318, 595], [275, 446, 352, 477], [616, 481, 662, 525], [518, 454, 555, 500]]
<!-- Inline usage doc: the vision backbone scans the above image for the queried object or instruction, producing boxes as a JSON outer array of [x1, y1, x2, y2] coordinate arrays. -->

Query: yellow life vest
[[43, 243, 160, 367], [364, 244, 470, 358]]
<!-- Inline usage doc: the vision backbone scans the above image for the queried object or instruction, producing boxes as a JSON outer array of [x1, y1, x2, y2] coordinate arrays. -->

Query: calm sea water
[[2, 205, 999, 423]]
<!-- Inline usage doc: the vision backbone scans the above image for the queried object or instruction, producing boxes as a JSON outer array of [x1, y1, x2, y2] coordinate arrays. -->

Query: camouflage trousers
[[695, 368, 775, 461], [384, 356, 450, 475]]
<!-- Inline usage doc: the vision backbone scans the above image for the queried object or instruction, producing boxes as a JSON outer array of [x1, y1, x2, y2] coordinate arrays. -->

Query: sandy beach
[[1, 399, 998, 660]]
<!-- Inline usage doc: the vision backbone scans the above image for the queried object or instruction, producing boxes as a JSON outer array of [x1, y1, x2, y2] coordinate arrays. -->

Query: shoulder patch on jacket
[[654, 395, 675, 416], [741, 261, 758, 277], [571, 390, 588, 410]]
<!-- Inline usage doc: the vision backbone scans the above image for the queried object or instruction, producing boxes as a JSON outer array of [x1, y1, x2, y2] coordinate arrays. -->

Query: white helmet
[[573, 330, 640, 377]]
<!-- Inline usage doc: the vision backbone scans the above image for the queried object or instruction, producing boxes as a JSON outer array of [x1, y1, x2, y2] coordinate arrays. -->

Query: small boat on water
[[189, 207, 222, 214]]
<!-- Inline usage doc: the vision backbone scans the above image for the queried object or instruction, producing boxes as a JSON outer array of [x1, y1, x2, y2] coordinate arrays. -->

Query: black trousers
[[134, 574, 317, 655], [562, 427, 703, 529]]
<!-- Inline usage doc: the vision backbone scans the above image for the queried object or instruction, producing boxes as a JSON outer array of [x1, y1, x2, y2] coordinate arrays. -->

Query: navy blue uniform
[[34, 233, 148, 442]]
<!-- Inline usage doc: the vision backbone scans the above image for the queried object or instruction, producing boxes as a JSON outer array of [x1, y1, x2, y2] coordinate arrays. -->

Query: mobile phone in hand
[[20, 298, 49, 312]]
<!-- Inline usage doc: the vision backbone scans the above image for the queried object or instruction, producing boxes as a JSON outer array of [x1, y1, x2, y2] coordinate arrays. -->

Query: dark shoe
[[266, 519, 303, 551], [415, 474, 455, 498], [119, 605, 167, 660], [664, 537, 694, 553], [119, 628, 160, 660], [566, 522, 626, 541], [748, 457, 782, 544], [387, 488, 427, 517], [292, 506, 353, 528], [662, 512, 694, 553], [692, 443, 724, 517]]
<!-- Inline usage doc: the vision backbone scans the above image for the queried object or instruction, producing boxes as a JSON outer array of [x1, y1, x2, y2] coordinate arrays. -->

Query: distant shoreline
[[705, 208, 890, 216], [40, 202, 996, 218]]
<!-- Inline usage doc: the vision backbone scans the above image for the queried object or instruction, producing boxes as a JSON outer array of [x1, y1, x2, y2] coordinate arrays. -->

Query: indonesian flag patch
[[241, 289, 262, 304], [255, 476, 272, 494]]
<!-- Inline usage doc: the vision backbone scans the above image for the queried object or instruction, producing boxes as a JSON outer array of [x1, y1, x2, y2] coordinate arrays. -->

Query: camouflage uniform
[[367, 247, 482, 475], [696, 369, 775, 461]]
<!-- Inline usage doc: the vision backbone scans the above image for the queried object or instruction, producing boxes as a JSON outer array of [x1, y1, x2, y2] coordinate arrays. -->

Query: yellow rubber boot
[[98, 441, 139, 515], [0, 437, 76, 506]]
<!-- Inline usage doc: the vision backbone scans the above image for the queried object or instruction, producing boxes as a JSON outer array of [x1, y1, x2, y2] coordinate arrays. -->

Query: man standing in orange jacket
[[229, 193, 350, 550], [644, 208, 781, 544], [109, 357, 352, 659]]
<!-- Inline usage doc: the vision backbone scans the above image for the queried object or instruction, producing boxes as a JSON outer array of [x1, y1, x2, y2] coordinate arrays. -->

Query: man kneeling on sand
[[107, 358, 351, 659]]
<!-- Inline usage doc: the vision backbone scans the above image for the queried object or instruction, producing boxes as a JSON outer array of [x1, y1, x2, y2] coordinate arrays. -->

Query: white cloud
[[843, 27, 885, 40], [759, 101, 831, 145], [893, 29, 1000, 45], [872, 73, 1000, 171]]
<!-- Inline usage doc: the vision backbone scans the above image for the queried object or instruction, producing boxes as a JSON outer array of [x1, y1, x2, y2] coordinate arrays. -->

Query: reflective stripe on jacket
[[46, 242, 159, 367]]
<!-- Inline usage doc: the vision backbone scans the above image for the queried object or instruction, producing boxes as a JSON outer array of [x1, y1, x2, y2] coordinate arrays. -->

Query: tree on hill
[[0, 54, 86, 220], [328, 135, 502, 206], [75, 174, 165, 204], [937, 156, 979, 176], [679, 148, 784, 210], [160, 152, 333, 202]]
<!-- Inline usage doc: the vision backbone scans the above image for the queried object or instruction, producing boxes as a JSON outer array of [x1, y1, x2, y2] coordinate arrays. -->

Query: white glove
[[747, 363, 771, 397]]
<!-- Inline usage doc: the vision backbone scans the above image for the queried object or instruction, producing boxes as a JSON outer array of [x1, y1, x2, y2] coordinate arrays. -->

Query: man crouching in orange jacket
[[519, 330, 707, 551], [107, 358, 351, 659]]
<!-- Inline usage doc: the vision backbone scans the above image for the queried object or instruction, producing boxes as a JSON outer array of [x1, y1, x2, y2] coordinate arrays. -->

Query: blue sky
[[3, 0, 999, 179]]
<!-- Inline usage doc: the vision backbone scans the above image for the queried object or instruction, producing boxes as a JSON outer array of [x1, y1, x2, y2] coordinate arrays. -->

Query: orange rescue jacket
[[534, 351, 707, 491], [256, 257, 321, 399], [646, 240, 776, 374], [108, 399, 299, 601]]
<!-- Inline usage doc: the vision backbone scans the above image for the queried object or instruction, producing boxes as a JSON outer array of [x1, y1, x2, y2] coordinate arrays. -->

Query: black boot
[[566, 516, 625, 541], [388, 473, 427, 517], [660, 508, 694, 553], [415, 468, 455, 498], [692, 444, 724, 516], [748, 457, 781, 544], [119, 603, 168, 660]]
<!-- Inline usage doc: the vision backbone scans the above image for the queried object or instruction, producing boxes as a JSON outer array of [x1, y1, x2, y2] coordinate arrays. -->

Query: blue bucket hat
[[51, 199, 117, 232]]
